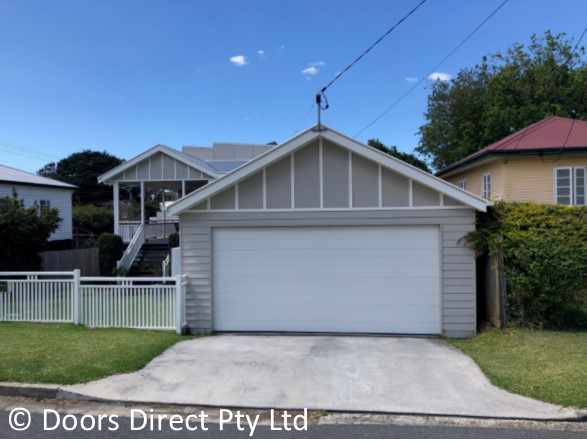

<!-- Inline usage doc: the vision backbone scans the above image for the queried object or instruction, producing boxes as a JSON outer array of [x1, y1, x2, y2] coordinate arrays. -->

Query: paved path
[[60, 335, 582, 420]]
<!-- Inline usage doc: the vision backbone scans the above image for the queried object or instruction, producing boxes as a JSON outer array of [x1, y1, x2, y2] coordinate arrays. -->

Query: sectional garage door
[[212, 226, 441, 334]]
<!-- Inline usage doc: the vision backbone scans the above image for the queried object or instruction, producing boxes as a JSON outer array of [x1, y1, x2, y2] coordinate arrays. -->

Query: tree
[[416, 31, 587, 171], [368, 139, 430, 173], [38, 150, 123, 205], [0, 191, 61, 271], [73, 205, 113, 236]]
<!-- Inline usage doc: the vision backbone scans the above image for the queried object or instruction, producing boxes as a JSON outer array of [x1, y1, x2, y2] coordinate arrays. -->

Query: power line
[[354, 0, 510, 138], [319, 0, 428, 96], [0, 140, 61, 162], [571, 28, 587, 56], [292, 103, 316, 135]]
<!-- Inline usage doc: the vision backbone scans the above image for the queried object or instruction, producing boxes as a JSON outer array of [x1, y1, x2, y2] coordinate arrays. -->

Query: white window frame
[[457, 180, 467, 190], [482, 173, 491, 199], [556, 167, 586, 206]]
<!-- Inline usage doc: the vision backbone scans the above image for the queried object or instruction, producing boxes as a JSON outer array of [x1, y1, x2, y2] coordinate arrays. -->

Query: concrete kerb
[[0, 382, 60, 400], [1, 381, 586, 423]]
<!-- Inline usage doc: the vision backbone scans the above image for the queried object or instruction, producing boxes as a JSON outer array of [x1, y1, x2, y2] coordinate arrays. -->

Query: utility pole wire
[[354, 0, 510, 138], [319, 0, 428, 96]]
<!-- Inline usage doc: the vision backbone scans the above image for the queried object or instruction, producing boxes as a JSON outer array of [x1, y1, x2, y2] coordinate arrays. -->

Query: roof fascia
[[438, 147, 587, 177], [98, 145, 220, 183], [168, 129, 318, 215], [169, 126, 489, 215], [323, 128, 489, 212]]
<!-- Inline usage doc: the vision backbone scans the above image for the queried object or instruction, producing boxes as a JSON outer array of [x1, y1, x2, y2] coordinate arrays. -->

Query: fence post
[[175, 274, 183, 335], [73, 269, 81, 325]]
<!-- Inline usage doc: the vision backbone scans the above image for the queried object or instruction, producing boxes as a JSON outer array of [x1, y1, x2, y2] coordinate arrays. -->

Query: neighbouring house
[[0, 164, 76, 246], [97, 141, 273, 273], [161, 125, 489, 337], [437, 116, 587, 205]]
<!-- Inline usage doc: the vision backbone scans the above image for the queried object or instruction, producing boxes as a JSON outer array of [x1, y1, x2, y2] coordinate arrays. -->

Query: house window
[[40, 200, 51, 210], [457, 180, 467, 190], [555, 167, 586, 206], [482, 174, 491, 199]]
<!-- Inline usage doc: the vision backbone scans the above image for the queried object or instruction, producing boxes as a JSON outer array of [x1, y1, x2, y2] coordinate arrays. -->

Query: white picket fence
[[0, 271, 186, 334]]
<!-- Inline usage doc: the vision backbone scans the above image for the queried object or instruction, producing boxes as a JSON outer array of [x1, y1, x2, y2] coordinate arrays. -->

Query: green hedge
[[98, 233, 124, 276], [467, 202, 587, 328]]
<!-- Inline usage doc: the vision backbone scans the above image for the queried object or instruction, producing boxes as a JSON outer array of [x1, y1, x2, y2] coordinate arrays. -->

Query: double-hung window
[[555, 167, 586, 206], [482, 173, 491, 199], [457, 180, 467, 190]]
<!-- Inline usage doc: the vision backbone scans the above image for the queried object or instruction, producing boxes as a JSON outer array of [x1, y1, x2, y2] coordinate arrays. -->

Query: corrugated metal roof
[[0, 164, 77, 189], [206, 160, 249, 173], [438, 116, 587, 175]]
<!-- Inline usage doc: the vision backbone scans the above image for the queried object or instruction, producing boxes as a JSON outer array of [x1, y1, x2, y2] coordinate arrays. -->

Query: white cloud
[[427, 72, 451, 81], [405, 77, 418, 83], [301, 66, 319, 76], [257, 49, 265, 56], [230, 55, 248, 67], [308, 61, 326, 67]]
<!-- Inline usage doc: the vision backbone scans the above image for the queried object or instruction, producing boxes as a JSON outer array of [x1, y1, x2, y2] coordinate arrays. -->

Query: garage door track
[[60, 335, 580, 420]]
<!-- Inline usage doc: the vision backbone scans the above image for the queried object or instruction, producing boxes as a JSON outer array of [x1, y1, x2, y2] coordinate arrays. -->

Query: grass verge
[[447, 328, 587, 408], [0, 322, 193, 385]]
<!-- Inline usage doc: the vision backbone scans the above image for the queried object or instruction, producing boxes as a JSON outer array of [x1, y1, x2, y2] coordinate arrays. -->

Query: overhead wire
[[292, 103, 316, 135], [0, 139, 61, 162], [318, 0, 428, 98], [354, 0, 510, 138]]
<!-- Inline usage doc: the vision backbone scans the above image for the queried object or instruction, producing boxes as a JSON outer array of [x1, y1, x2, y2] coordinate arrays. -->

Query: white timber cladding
[[0, 184, 73, 241], [180, 208, 477, 338], [212, 226, 441, 334], [182, 139, 469, 213]]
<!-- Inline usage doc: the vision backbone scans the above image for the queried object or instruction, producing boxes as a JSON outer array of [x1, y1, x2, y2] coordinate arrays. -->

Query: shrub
[[0, 191, 61, 271], [168, 232, 179, 249], [73, 205, 113, 236], [467, 202, 587, 327], [98, 233, 124, 276]]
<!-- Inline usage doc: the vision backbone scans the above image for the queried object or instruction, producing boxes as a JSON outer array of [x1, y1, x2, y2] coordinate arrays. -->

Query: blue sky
[[0, 0, 586, 173]]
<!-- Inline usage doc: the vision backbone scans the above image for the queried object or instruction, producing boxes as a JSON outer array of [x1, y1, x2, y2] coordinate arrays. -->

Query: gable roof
[[438, 116, 587, 176], [168, 125, 490, 215], [98, 144, 219, 183], [0, 164, 76, 190]]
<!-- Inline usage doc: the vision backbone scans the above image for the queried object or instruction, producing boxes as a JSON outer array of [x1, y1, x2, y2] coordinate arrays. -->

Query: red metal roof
[[440, 116, 587, 175]]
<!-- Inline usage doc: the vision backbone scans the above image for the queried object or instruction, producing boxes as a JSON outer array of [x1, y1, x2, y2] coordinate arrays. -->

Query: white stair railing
[[117, 224, 145, 270]]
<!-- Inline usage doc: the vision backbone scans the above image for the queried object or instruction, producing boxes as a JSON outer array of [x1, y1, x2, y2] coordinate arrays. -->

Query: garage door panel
[[213, 254, 440, 278], [212, 226, 441, 334], [215, 277, 440, 294]]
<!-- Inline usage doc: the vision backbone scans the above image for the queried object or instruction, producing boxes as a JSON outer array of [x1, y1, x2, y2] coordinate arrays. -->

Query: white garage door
[[212, 226, 441, 334]]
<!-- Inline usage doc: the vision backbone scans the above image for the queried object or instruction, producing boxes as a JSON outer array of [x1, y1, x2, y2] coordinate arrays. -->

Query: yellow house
[[437, 116, 587, 205]]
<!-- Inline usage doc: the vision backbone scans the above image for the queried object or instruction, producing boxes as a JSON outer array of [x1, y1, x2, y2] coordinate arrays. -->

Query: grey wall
[[180, 208, 476, 338]]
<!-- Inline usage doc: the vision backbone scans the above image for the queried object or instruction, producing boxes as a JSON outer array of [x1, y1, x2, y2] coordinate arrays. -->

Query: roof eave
[[437, 147, 587, 177], [169, 125, 490, 215]]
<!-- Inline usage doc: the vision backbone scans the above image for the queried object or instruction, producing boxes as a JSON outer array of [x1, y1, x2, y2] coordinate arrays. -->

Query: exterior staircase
[[128, 239, 169, 276]]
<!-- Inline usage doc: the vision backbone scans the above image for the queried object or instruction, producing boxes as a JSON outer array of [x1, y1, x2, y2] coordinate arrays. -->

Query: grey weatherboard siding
[[178, 135, 478, 337]]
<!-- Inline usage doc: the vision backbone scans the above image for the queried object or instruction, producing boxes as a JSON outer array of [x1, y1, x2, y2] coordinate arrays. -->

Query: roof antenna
[[315, 89, 329, 132]]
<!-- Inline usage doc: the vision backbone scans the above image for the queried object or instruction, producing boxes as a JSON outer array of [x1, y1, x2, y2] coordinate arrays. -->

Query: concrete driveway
[[60, 335, 580, 419]]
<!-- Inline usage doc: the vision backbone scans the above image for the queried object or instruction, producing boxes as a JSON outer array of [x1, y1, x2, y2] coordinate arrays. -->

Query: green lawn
[[0, 322, 193, 385], [447, 328, 587, 408]]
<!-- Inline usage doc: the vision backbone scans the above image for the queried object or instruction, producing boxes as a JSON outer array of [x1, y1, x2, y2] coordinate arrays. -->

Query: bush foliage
[[168, 232, 179, 249], [73, 205, 113, 236], [98, 233, 124, 276], [467, 202, 587, 327], [0, 191, 61, 271]]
